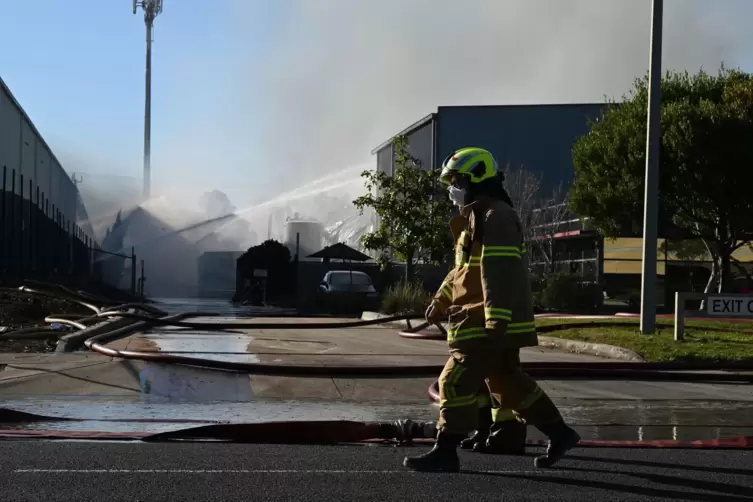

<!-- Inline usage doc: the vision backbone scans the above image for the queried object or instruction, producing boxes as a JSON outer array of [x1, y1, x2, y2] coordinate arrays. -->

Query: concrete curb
[[537, 336, 645, 362], [362, 311, 646, 362], [55, 309, 144, 353]]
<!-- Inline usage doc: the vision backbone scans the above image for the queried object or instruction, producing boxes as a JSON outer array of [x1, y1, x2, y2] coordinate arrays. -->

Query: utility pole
[[639, 0, 663, 335], [71, 173, 83, 189], [133, 0, 164, 200]]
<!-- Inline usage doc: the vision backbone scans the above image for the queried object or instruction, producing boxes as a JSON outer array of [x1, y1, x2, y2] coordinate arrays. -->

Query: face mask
[[448, 186, 467, 208]]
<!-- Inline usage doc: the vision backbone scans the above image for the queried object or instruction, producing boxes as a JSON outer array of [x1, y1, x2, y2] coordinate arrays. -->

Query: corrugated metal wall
[[0, 77, 95, 282], [375, 118, 435, 174], [0, 81, 86, 225], [435, 104, 605, 195], [372, 116, 436, 245], [403, 119, 434, 171], [373, 104, 604, 193], [376, 143, 393, 176]]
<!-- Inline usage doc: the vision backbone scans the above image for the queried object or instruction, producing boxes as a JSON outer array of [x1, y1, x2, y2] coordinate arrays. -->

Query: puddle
[[152, 298, 296, 318], [558, 400, 753, 427], [0, 398, 439, 433], [140, 331, 260, 363], [134, 330, 259, 401], [3, 398, 753, 441], [138, 363, 254, 402]]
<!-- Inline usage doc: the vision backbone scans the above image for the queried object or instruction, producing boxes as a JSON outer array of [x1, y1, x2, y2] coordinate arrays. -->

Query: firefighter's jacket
[[432, 197, 538, 350]]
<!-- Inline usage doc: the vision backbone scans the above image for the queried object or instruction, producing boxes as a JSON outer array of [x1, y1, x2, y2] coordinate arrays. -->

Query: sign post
[[639, 0, 664, 335], [673, 292, 751, 341]]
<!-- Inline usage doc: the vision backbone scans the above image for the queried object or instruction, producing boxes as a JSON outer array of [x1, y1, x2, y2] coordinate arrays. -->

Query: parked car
[[319, 270, 378, 299], [316, 270, 379, 314]]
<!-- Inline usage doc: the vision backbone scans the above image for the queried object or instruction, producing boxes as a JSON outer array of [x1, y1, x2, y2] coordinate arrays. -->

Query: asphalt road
[[2, 441, 753, 501]]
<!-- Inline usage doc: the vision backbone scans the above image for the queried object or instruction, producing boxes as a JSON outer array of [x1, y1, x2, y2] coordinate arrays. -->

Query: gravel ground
[[0, 290, 91, 353]]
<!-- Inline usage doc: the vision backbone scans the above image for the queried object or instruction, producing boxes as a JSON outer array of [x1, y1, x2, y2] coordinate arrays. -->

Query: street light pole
[[639, 0, 663, 335], [133, 0, 164, 200]]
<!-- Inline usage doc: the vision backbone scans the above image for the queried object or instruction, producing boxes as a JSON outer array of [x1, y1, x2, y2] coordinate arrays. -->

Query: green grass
[[534, 318, 753, 362]]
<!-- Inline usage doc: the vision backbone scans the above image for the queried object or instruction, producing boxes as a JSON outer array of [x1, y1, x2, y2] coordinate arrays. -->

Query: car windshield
[[329, 273, 372, 286]]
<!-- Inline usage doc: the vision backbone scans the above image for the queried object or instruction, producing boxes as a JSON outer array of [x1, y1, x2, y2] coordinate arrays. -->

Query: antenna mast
[[133, 0, 164, 200]]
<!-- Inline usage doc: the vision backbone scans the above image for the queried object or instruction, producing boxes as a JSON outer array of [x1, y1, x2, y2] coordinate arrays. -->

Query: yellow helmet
[[439, 147, 498, 185]]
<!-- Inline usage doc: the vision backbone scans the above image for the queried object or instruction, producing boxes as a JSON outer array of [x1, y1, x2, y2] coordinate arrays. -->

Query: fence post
[[131, 246, 137, 296], [18, 174, 24, 279], [140, 259, 146, 297], [51, 206, 56, 277], [9, 169, 15, 278], [43, 197, 48, 278], [1, 166, 6, 276], [27, 178, 33, 277], [674, 292, 685, 341], [66, 219, 71, 278]]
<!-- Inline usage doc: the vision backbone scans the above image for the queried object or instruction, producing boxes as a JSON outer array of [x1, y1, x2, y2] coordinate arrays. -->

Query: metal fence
[[0, 165, 94, 284]]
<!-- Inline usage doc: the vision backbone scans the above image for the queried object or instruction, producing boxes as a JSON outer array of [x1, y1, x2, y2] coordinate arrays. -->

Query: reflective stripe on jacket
[[431, 198, 538, 349]]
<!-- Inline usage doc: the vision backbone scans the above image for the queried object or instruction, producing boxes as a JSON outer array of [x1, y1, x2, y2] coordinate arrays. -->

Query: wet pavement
[[135, 328, 261, 363], [1, 298, 753, 445], [3, 299, 753, 501], [2, 397, 753, 443], [150, 298, 298, 317]]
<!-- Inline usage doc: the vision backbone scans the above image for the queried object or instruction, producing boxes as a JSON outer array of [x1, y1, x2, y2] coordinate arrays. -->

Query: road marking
[[14, 469, 544, 475]]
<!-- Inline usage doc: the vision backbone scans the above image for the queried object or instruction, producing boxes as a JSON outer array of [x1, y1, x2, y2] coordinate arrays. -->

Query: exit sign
[[707, 295, 753, 317]]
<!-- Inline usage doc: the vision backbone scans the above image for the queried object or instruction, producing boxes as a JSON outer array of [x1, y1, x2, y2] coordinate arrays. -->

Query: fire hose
[[3, 283, 753, 449], [11, 284, 753, 380], [1, 407, 752, 449]]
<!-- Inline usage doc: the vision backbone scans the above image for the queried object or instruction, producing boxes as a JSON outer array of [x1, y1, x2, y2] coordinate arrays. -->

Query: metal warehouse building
[[0, 77, 91, 234], [1, 76, 96, 283], [371, 103, 606, 194]]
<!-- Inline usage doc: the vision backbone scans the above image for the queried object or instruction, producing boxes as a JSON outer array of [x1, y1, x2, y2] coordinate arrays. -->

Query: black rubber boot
[[474, 419, 527, 455], [402, 432, 464, 473], [534, 420, 581, 468], [460, 406, 492, 450]]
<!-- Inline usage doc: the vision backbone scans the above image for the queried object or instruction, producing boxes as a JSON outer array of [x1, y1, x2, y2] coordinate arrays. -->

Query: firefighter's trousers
[[437, 343, 562, 436]]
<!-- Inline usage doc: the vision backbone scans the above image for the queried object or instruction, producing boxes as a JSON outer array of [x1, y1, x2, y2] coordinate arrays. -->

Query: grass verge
[[535, 317, 753, 362]]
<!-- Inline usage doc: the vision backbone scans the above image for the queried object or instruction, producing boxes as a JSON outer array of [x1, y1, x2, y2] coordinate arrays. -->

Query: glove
[[425, 301, 443, 324]]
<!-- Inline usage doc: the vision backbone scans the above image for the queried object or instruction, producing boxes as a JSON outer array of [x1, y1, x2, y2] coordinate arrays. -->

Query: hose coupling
[[393, 419, 438, 445]]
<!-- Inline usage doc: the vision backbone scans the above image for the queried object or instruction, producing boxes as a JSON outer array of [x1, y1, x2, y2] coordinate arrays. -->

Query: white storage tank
[[284, 219, 323, 259]]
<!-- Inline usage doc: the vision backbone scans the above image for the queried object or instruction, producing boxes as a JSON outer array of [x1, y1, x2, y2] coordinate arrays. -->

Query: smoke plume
[[246, 0, 753, 192]]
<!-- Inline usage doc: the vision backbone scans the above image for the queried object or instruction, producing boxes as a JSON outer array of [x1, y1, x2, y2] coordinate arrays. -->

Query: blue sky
[[3, 0, 753, 214], [1, 0, 285, 207]]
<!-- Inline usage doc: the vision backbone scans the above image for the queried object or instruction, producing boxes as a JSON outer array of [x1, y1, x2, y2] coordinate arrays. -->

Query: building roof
[[370, 102, 610, 156], [370, 113, 436, 155]]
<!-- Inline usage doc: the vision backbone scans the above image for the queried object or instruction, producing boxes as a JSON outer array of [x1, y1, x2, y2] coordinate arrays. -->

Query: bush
[[534, 274, 603, 312], [380, 281, 431, 314]]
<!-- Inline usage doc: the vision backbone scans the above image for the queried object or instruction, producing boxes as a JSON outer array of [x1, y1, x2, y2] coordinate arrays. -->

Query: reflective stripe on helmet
[[439, 147, 498, 185]]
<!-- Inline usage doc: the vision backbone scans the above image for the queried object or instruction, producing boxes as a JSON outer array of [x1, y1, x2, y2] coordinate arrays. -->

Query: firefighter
[[404, 147, 580, 473], [426, 192, 526, 456]]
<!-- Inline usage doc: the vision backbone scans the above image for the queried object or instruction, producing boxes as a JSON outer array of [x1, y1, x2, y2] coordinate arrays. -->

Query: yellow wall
[[603, 238, 753, 275], [603, 238, 667, 276]]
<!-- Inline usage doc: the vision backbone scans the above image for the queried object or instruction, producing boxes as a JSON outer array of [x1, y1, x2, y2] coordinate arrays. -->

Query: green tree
[[661, 239, 709, 262], [353, 136, 454, 281], [570, 66, 753, 294]]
